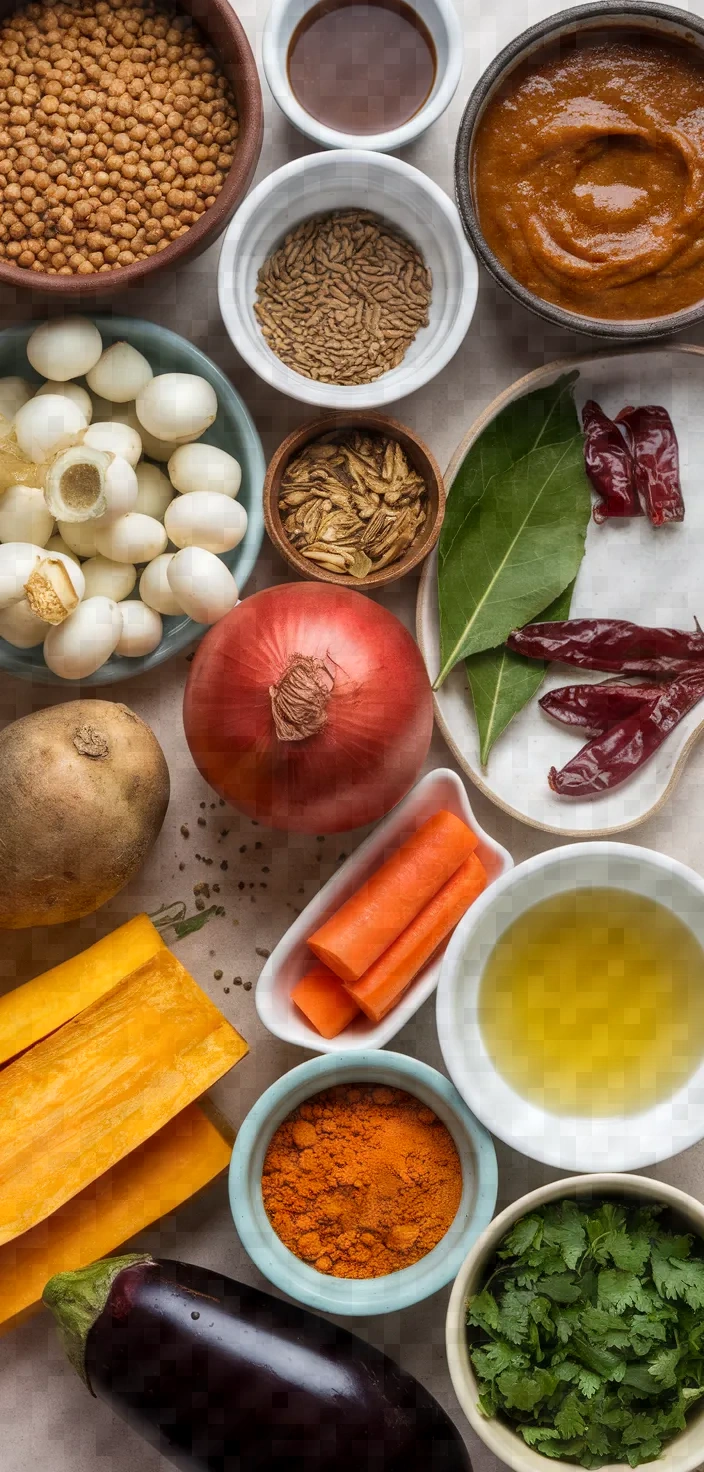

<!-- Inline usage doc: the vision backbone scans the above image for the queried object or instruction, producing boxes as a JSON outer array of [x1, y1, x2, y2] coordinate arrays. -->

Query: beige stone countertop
[[2, 0, 704, 1467]]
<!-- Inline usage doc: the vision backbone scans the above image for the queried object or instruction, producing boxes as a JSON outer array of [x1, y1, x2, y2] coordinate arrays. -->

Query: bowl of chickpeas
[[0, 0, 263, 292]]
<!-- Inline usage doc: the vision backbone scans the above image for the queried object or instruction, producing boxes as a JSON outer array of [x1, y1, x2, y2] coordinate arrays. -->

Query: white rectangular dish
[[255, 767, 513, 1054]]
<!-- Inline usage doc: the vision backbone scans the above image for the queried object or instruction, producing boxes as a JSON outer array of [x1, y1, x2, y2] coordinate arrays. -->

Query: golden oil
[[478, 888, 704, 1116]]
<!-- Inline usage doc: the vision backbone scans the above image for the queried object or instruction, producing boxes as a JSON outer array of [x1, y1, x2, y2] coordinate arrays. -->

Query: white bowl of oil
[[436, 841, 704, 1172]]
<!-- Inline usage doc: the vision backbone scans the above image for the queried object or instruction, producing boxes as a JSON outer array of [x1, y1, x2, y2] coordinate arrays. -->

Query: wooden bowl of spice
[[0, 0, 263, 294], [264, 411, 445, 588], [229, 1049, 498, 1317]]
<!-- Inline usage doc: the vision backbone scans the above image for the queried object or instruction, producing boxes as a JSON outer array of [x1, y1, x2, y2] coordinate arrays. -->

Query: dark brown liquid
[[287, 0, 436, 136]]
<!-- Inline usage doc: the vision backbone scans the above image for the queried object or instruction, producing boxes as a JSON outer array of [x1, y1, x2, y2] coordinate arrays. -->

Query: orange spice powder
[[261, 1084, 463, 1279]]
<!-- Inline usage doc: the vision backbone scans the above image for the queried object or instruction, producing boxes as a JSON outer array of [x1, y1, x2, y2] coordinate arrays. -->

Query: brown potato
[[0, 700, 169, 928]]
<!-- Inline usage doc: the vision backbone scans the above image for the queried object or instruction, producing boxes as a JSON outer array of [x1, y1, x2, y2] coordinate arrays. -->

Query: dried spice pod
[[265, 413, 445, 590], [279, 429, 428, 578]]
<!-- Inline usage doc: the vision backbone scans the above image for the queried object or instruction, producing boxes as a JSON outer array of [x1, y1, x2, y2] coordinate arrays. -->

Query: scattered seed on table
[[194, 882, 210, 898], [214, 969, 223, 980], [179, 862, 185, 872], [256, 947, 270, 959], [221, 860, 228, 871], [255, 842, 262, 850], [243, 980, 252, 991], [262, 866, 270, 873], [238, 881, 245, 890], [233, 976, 242, 986], [200, 803, 206, 810], [198, 817, 207, 828], [240, 845, 247, 853], [213, 884, 220, 894], [205, 858, 213, 866], [224, 987, 230, 994], [195, 898, 205, 912], [180, 825, 190, 839]]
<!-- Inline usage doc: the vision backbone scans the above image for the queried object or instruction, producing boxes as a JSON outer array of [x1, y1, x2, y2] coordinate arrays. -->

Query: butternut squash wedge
[[0, 913, 164, 1067], [0, 1100, 234, 1336], [0, 948, 247, 1247]]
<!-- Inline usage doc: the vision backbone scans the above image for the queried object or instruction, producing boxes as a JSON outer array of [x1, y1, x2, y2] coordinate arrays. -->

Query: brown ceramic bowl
[[454, 0, 704, 340], [264, 411, 446, 590], [0, 0, 263, 298]]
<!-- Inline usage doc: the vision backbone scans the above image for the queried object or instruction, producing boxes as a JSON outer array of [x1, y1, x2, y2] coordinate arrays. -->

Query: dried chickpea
[[0, 0, 238, 275]]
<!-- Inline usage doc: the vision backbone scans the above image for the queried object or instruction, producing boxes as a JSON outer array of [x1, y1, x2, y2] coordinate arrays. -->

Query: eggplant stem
[[43, 1254, 153, 1392]]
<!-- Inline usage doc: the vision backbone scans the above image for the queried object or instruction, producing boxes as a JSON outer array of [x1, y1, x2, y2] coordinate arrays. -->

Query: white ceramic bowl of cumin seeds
[[217, 149, 478, 409]]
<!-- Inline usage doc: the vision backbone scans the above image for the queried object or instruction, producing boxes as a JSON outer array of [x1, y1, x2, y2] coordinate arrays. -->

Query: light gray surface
[[2, 1, 704, 1468]]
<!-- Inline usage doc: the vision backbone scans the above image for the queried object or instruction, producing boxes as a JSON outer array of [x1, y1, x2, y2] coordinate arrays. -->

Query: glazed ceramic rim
[[445, 1173, 704, 1472], [0, 316, 265, 686], [454, 0, 704, 340], [217, 149, 478, 409], [262, 0, 464, 152], [229, 1050, 498, 1316], [436, 841, 704, 1172]]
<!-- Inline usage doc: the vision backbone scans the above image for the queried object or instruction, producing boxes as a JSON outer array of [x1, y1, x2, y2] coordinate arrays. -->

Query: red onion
[[183, 583, 433, 833]]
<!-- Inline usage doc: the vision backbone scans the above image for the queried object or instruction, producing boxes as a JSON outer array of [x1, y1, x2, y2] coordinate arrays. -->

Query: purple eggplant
[[44, 1254, 471, 1472]]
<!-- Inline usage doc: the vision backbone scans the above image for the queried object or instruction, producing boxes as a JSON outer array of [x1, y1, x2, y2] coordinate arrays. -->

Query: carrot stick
[[291, 964, 361, 1039], [308, 810, 478, 983], [344, 852, 488, 1024]]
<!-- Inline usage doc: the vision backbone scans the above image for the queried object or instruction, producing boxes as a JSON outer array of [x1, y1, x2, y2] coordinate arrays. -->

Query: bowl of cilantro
[[446, 1174, 704, 1472]]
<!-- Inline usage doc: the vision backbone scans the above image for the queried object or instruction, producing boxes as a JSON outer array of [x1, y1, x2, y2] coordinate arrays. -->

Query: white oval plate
[[417, 345, 704, 837]]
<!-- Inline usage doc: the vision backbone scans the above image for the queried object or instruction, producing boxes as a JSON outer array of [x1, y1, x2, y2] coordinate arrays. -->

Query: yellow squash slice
[[0, 913, 164, 1067], [0, 948, 247, 1247], [0, 1100, 235, 1335]]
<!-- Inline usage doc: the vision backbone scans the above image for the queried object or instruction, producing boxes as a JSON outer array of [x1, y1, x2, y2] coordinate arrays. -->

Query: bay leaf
[[436, 373, 590, 685], [466, 581, 575, 767]]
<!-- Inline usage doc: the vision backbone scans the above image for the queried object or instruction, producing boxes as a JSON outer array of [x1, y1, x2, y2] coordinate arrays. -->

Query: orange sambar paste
[[473, 33, 704, 321]]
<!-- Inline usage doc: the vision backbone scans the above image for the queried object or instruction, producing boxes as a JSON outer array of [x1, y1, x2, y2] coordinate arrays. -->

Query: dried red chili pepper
[[582, 400, 641, 523], [547, 673, 704, 797], [539, 681, 662, 732], [508, 618, 704, 677], [616, 405, 685, 526]]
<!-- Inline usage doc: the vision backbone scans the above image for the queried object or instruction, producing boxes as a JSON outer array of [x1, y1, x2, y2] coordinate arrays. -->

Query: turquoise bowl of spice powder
[[229, 1049, 498, 1317]]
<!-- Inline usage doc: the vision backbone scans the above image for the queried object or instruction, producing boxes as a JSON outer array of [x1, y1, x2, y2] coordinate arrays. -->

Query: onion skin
[[183, 583, 434, 834]]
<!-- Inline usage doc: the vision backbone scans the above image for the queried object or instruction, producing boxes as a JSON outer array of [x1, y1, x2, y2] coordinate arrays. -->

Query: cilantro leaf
[[543, 1202, 588, 1270], [539, 1273, 583, 1303], [471, 1341, 526, 1381], [603, 1231, 651, 1275], [465, 1197, 704, 1468], [647, 1347, 681, 1389], [500, 1215, 543, 1259], [497, 1367, 557, 1410], [577, 1369, 603, 1399], [467, 1288, 499, 1333], [597, 1270, 651, 1314], [555, 1391, 586, 1438], [651, 1248, 704, 1310]]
